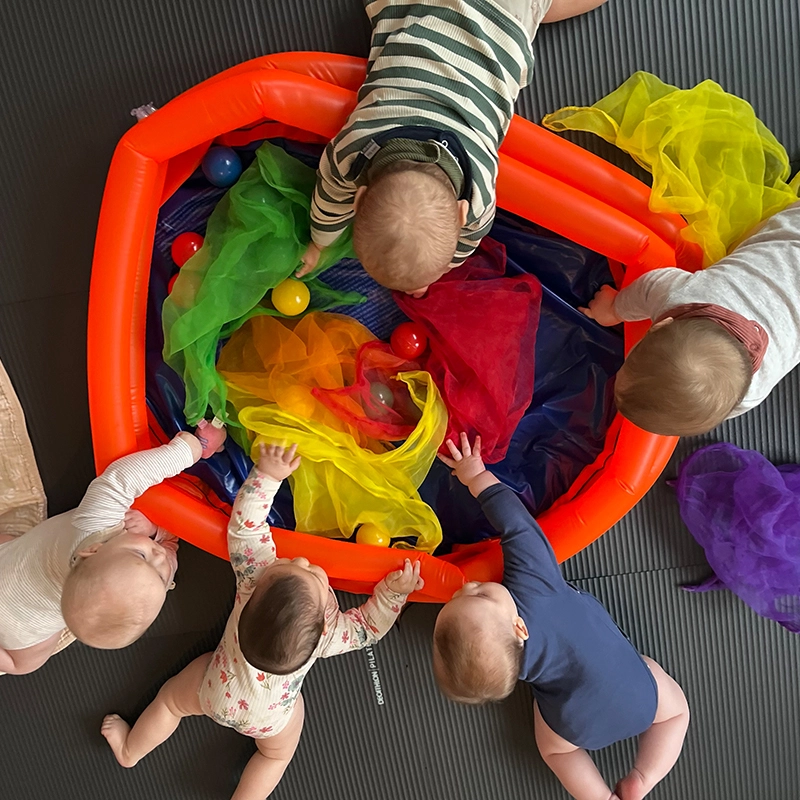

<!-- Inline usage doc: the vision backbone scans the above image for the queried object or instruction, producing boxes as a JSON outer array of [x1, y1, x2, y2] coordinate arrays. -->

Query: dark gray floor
[[0, 0, 798, 798]]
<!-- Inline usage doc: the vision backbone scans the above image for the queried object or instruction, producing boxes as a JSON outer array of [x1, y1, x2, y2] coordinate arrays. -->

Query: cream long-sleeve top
[[0, 436, 197, 650]]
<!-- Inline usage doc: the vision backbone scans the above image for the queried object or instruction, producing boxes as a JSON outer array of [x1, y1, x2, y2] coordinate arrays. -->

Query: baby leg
[[101, 653, 212, 768], [0, 630, 63, 675], [616, 657, 690, 800], [534, 702, 618, 800], [542, 0, 608, 23], [231, 694, 306, 800]]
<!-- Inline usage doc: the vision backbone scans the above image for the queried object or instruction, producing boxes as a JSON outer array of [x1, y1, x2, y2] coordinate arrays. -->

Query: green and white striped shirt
[[311, 0, 536, 265]]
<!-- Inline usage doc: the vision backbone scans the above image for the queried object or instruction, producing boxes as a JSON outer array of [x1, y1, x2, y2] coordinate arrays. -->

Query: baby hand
[[175, 430, 203, 461], [384, 558, 424, 595], [124, 509, 158, 538], [296, 241, 322, 277], [439, 433, 499, 498], [440, 433, 484, 483], [578, 285, 622, 326], [256, 442, 301, 482]]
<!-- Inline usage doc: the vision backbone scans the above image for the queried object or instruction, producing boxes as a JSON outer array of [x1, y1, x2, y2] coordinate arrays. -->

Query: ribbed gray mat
[[1, 0, 798, 798]]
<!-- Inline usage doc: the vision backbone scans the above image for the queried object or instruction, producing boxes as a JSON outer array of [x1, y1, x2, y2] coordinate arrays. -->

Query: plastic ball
[[369, 382, 395, 409], [364, 383, 395, 422], [272, 279, 311, 316], [167, 274, 179, 294], [390, 322, 428, 360], [170, 232, 204, 267], [356, 524, 391, 548], [201, 146, 242, 188]]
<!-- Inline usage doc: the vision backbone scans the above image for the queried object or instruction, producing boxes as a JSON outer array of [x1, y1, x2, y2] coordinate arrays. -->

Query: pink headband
[[655, 303, 769, 373]]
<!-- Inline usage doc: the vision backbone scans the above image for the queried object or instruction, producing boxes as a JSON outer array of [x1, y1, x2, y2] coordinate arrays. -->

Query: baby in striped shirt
[[298, 0, 607, 296]]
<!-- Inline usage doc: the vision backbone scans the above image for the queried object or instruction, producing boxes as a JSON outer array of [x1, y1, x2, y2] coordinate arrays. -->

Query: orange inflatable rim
[[88, 52, 682, 603]]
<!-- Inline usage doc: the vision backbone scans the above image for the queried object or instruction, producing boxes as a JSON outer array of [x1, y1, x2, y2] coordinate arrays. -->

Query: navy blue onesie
[[479, 483, 658, 750]]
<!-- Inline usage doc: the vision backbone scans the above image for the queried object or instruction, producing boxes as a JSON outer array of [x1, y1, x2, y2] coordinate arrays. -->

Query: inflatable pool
[[88, 53, 688, 602]]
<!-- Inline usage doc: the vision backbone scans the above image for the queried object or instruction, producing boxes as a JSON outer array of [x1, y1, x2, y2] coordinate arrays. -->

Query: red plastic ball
[[167, 274, 179, 294], [170, 232, 204, 267], [390, 322, 428, 360]]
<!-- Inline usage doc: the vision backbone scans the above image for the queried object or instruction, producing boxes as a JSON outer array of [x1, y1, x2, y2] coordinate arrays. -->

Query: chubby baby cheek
[[161, 539, 180, 582]]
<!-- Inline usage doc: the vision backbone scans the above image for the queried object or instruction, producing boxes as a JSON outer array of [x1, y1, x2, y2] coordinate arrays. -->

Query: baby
[[433, 434, 690, 800], [101, 442, 422, 800], [298, 0, 608, 295], [0, 423, 224, 675], [580, 201, 800, 436]]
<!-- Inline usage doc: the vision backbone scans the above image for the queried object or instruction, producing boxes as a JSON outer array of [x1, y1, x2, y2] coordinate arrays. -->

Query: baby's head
[[62, 531, 176, 648], [432, 581, 527, 704], [353, 160, 468, 295], [239, 557, 329, 674], [615, 317, 752, 436]]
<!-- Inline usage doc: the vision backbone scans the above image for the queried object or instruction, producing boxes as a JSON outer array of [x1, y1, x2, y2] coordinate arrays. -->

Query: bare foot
[[616, 768, 649, 800], [101, 714, 137, 768]]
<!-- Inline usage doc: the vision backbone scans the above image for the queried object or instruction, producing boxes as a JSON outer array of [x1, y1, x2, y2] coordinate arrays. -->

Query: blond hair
[[616, 318, 752, 436], [433, 615, 522, 704], [61, 557, 165, 648], [353, 161, 460, 292]]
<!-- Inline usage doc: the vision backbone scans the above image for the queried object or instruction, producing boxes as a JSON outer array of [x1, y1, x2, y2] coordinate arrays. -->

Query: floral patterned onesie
[[198, 466, 410, 738]]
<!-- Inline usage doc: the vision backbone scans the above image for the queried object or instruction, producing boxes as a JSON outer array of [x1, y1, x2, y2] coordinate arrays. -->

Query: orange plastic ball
[[355, 524, 391, 548], [272, 279, 311, 316]]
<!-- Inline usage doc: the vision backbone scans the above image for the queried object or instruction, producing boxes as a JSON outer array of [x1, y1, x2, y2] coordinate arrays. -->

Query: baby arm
[[317, 559, 423, 657], [580, 268, 694, 326], [71, 432, 203, 537], [227, 443, 300, 593], [298, 141, 357, 276], [441, 433, 563, 590]]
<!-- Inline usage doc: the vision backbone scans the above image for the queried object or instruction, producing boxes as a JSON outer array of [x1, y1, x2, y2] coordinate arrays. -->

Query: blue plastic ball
[[201, 146, 242, 188]]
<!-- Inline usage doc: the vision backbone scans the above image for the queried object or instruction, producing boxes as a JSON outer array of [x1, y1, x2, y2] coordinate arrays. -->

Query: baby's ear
[[354, 184, 368, 212], [456, 199, 469, 227], [73, 541, 104, 561], [650, 316, 674, 332], [513, 616, 529, 642]]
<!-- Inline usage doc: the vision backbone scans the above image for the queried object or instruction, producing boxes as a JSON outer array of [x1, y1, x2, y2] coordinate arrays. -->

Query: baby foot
[[101, 714, 137, 768], [195, 418, 227, 459], [616, 768, 648, 800]]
